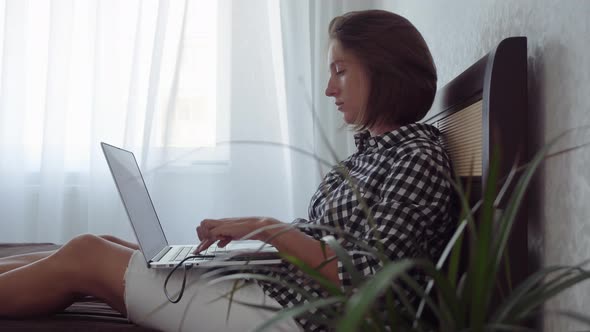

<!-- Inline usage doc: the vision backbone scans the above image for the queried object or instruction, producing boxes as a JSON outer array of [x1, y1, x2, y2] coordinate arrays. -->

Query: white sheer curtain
[[0, 0, 361, 244]]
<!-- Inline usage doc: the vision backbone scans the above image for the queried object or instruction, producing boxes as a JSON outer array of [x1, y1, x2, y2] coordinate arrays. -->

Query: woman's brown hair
[[329, 10, 437, 130]]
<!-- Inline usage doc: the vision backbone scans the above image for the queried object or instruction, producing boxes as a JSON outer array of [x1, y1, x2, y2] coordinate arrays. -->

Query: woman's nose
[[325, 79, 337, 97]]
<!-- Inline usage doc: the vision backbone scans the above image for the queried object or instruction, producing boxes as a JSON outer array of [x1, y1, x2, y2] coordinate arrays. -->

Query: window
[[152, 0, 230, 167]]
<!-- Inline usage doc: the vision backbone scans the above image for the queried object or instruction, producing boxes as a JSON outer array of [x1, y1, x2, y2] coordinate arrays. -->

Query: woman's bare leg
[[0, 234, 133, 318], [0, 235, 138, 274], [98, 235, 140, 251], [0, 251, 55, 275]]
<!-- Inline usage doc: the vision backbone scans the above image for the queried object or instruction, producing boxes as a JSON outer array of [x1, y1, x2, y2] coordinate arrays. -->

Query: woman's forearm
[[195, 217, 342, 286], [262, 220, 341, 287]]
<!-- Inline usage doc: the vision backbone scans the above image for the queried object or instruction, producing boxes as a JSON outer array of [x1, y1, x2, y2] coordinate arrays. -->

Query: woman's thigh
[[125, 251, 301, 332]]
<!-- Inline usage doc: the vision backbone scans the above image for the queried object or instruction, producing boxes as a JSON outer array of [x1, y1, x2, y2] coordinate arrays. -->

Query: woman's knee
[[49, 234, 132, 310], [55, 234, 107, 263], [53, 234, 129, 284], [98, 234, 139, 250], [98, 234, 121, 244], [29, 234, 109, 297]]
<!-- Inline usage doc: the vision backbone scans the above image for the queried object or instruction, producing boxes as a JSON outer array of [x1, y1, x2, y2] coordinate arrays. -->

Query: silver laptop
[[101, 142, 281, 269]]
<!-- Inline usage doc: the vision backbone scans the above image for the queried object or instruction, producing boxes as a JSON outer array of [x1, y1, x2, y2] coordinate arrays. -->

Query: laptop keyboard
[[170, 244, 228, 262], [172, 246, 196, 262]]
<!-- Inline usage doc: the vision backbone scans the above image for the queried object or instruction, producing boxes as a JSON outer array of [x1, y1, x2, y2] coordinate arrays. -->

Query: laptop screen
[[101, 143, 168, 263]]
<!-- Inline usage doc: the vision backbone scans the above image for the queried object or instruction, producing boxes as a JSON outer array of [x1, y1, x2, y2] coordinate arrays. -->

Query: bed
[[423, 36, 529, 287], [0, 36, 528, 331]]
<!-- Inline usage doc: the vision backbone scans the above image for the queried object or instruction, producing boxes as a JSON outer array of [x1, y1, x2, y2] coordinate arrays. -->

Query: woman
[[0, 10, 456, 332]]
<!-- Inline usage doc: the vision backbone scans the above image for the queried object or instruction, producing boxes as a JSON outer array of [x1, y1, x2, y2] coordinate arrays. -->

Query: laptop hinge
[[151, 246, 172, 263]]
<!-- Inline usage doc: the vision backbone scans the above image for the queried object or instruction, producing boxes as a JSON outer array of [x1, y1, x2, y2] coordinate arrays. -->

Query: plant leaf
[[417, 260, 464, 327], [477, 146, 502, 321], [337, 259, 415, 332], [253, 297, 344, 332], [492, 131, 570, 280], [491, 264, 585, 323], [206, 273, 316, 301], [552, 310, 590, 326], [322, 235, 364, 287], [510, 271, 590, 323], [280, 253, 343, 296]]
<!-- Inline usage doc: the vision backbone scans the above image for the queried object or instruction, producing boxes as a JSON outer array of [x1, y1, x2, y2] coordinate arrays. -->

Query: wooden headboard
[[423, 37, 529, 285]]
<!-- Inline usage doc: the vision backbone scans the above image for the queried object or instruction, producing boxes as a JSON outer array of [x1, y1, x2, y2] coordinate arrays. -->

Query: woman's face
[[325, 39, 370, 126]]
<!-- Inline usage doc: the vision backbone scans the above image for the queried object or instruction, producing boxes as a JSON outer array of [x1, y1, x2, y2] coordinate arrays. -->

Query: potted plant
[[195, 128, 590, 332]]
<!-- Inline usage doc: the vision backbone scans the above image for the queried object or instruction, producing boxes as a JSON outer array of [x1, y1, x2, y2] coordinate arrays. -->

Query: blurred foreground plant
[[226, 128, 590, 332], [154, 127, 590, 332]]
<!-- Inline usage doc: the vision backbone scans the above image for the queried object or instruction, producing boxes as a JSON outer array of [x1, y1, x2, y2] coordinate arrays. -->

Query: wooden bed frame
[[0, 37, 528, 331], [423, 36, 529, 287]]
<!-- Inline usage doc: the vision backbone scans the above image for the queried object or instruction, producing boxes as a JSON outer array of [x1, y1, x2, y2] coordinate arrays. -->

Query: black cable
[[163, 255, 211, 303], [163, 253, 272, 303]]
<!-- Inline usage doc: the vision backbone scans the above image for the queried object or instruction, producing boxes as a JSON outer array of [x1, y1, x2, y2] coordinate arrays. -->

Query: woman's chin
[[343, 114, 357, 125]]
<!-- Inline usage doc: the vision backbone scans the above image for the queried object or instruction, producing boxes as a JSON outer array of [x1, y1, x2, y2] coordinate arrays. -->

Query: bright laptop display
[[101, 142, 280, 268]]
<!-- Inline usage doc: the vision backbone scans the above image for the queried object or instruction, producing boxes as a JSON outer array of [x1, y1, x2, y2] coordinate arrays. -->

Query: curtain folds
[[0, 0, 356, 244]]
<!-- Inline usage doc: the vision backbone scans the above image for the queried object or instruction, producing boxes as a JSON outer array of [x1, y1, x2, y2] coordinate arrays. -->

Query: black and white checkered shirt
[[258, 123, 457, 331]]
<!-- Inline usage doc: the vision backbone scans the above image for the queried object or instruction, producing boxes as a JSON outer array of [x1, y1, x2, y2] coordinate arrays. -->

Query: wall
[[373, 0, 590, 330]]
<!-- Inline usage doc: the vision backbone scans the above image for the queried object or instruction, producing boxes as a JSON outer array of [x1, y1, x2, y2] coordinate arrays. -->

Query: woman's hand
[[195, 217, 341, 286], [194, 217, 280, 253]]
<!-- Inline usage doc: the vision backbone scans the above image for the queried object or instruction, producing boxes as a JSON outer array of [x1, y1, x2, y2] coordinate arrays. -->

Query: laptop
[[101, 142, 282, 269]]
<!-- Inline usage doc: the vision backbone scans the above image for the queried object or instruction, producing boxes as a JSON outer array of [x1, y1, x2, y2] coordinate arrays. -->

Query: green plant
[[151, 124, 590, 332], [191, 127, 590, 332]]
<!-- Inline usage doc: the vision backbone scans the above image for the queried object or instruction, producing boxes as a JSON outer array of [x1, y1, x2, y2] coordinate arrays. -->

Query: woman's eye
[[335, 70, 345, 76]]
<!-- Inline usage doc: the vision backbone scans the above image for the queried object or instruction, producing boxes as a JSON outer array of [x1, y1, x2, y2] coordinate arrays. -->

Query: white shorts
[[124, 250, 302, 332]]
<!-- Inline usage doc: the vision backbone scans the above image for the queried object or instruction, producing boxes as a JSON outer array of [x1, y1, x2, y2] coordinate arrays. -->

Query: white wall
[[374, 0, 590, 330]]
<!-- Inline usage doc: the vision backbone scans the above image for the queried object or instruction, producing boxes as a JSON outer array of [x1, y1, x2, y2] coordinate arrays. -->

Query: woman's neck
[[369, 123, 400, 136]]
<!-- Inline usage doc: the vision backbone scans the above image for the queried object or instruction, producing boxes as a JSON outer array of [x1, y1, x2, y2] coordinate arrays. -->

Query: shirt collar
[[354, 122, 441, 152]]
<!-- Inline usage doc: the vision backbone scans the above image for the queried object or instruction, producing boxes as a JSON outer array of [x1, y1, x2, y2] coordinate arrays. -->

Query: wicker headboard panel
[[437, 100, 483, 177], [423, 36, 528, 285]]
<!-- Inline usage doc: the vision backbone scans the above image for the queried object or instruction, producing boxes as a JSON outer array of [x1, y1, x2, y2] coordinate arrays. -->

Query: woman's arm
[[195, 217, 340, 286]]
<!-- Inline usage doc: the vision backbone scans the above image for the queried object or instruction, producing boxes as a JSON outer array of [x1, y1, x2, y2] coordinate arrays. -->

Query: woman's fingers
[[209, 221, 249, 239], [196, 219, 220, 242], [199, 219, 216, 238], [196, 225, 203, 241], [217, 238, 232, 248], [195, 218, 234, 253], [194, 239, 215, 254], [195, 217, 273, 251]]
